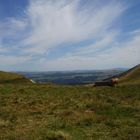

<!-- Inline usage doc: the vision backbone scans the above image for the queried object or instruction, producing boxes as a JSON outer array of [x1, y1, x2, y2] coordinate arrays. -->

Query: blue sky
[[0, 0, 140, 71]]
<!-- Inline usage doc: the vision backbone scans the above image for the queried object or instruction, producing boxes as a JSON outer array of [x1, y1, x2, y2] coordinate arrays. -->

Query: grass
[[119, 64, 140, 85], [0, 83, 140, 140], [0, 67, 140, 140], [0, 71, 32, 84]]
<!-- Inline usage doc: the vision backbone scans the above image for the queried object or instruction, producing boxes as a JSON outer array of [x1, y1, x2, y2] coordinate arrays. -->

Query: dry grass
[[0, 84, 140, 140]]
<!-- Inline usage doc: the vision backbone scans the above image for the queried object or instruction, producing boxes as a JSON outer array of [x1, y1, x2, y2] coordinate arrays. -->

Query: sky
[[0, 0, 140, 71]]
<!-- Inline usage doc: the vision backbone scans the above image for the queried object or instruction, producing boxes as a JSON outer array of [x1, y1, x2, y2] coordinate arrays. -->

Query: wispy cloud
[[0, 55, 32, 71], [41, 30, 140, 71], [23, 0, 125, 54], [0, 0, 140, 70]]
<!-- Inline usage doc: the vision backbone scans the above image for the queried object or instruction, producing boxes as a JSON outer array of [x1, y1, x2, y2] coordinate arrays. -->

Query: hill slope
[[0, 69, 140, 139], [0, 71, 32, 84], [119, 64, 140, 85]]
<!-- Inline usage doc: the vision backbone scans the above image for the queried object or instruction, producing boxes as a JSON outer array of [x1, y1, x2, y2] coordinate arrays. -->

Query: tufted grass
[[0, 83, 140, 140]]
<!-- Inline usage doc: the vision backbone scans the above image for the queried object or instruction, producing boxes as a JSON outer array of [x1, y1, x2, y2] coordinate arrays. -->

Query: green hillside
[[119, 64, 140, 85], [0, 71, 32, 84], [0, 67, 140, 140]]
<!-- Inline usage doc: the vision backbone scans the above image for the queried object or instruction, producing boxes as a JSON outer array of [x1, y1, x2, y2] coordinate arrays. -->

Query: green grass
[[0, 84, 140, 140], [0, 71, 32, 84], [0, 68, 140, 140], [119, 64, 140, 85]]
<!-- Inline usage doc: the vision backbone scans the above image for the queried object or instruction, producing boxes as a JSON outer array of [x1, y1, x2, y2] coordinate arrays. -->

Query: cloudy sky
[[0, 0, 140, 71]]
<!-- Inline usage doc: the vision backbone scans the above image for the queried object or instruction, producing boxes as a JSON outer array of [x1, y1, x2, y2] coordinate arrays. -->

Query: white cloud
[[22, 0, 125, 54], [0, 55, 31, 65], [0, 0, 140, 71], [0, 18, 27, 38], [0, 55, 33, 71], [67, 31, 119, 56], [30, 29, 140, 71]]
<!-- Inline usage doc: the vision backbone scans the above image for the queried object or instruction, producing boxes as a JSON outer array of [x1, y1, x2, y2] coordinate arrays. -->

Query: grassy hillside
[[119, 64, 140, 85], [0, 67, 140, 140], [0, 71, 32, 84]]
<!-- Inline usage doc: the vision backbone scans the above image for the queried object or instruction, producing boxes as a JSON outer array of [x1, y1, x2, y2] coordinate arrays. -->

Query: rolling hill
[[103, 64, 140, 85], [118, 64, 140, 85], [0, 71, 32, 84], [0, 65, 140, 140]]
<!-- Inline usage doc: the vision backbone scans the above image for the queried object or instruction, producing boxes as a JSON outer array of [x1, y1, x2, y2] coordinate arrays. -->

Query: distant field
[[18, 69, 124, 85]]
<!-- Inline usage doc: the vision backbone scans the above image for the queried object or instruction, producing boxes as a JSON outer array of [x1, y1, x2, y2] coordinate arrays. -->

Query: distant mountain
[[1, 65, 139, 86], [0, 71, 32, 84], [17, 69, 124, 85], [111, 68, 129, 71]]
